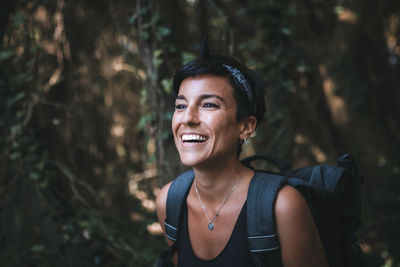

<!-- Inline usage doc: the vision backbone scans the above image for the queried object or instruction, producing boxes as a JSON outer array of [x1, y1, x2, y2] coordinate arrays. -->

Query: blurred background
[[1, 0, 399, 266]]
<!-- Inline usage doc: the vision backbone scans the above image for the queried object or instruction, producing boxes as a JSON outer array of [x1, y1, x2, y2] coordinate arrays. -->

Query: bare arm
[[156, 182, 174, 246], [155, 182, 178, 265], [275, 185, 329, 267]]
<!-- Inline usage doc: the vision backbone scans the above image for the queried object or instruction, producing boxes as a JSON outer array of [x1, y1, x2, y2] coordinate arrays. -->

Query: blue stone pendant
[[208, 222, 214, 231]]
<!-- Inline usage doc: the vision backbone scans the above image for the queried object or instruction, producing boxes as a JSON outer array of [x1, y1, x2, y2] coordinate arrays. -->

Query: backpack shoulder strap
[[247, 172, 287, 267], [164, 170, 194, 242]]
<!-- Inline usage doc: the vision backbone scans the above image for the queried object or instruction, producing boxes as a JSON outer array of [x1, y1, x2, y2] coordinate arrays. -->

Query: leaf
[[9, 152, 20, 160], [29, 172, 40, 180], [37, 180, 49, 188], [157, 26, 171, 37], [29, 144, 38, 152], [0, 50, 13, 62], [182, 52, 196, 64], [153, 49, 163, 68], [12, 141, 19, 149], [7, 92, 25, 107], [137, 115, 153, 130], [10, 124, 22, 135], [10, 73, 34, 84], [161, 78, 172, 94], [153, 49, 163, 58], [31, 244, 45, 252], [27, 57, 35, 66], [128, 14, 138, 25], [334, 5, 345, 14], [16, 110, 25, 119], [37, 159, 46, 170], [142, 14, 159, 29], [139, 31, 149, 40], [281, 27, 291, 36], [140, 88, 148, 105], [12, 12, 26, 28]]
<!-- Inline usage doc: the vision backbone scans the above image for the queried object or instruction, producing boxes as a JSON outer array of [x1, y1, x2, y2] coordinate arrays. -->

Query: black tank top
[[177, 202, 256, 267]]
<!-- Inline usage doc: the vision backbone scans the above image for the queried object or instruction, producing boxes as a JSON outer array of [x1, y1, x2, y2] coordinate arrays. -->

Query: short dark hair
[[172, 55, 266, 128]]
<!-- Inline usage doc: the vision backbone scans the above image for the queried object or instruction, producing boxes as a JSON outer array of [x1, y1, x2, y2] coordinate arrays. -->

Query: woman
[[156, 50, 328, 266]]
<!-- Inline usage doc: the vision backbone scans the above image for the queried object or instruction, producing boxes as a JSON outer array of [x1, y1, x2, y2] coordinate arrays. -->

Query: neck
[[192, 158, 252, 204]]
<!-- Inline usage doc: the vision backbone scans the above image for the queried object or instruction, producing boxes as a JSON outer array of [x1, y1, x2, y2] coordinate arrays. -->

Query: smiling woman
[[156, 41, 329, 267], [172, 75, 248, 168]]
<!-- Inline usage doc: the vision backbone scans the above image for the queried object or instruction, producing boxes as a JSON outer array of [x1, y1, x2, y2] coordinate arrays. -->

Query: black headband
[[200, 38, 256, 116], [222, 64, 256, 115]]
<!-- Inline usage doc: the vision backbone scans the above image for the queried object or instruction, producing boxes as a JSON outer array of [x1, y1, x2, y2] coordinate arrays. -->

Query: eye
[[175, 104, 187, 110], [202, 103, 219, 108]]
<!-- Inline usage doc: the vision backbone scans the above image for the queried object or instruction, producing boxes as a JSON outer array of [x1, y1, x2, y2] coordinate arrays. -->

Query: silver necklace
[[194, 177, 242, 231]]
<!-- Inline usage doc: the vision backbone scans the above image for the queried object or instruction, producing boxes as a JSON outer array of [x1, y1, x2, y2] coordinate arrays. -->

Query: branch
[[51, 161, 100, 208]]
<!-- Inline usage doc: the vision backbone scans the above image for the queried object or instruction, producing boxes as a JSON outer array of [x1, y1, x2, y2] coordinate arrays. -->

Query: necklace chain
[[194, 177, 242, 231]]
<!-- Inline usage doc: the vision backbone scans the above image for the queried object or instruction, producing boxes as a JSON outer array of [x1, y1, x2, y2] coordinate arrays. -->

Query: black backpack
[[157, 154, 366, 267]]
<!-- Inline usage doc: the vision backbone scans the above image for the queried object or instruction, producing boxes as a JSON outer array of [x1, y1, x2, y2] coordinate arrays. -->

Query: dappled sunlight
[[128, 168, 158, 213], [16, 45, 25, 56], [336, 7, 357, 23], [119, 34, 139, 55], [310, 145, 327, 163], [147, 137, 156, 156], [360, 243, 372, 254], [128, 168, 162, 236], [386, 15, 399, 49], [142, 199, 156, 211], [130, 212, 145, 222], [115, 143, 126, 158], [385, 15, 399, 66], [295, 134, 306, 145], [294, 134, 328, 163], [112, 56, 144, 78], [111, 124, 125, 137], [147, 222, 163, 235], [319, 65, 349, 124], [40, 40, 56, 54]]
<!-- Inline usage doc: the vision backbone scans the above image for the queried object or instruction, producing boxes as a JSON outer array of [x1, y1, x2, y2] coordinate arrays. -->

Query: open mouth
[[181, 134, 208, 143]]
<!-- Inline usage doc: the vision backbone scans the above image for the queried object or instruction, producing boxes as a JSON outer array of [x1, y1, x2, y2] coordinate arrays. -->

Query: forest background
[[1, 0, 400, 266]]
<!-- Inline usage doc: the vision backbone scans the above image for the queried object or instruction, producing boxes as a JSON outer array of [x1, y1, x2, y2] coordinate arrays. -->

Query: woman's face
[[172, 74, 245, 168]]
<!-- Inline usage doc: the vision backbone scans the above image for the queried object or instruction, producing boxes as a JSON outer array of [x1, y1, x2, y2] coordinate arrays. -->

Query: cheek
[[171, 112, 179, 132], [208, 116, 240, 139], [172, 111, 186, 141]]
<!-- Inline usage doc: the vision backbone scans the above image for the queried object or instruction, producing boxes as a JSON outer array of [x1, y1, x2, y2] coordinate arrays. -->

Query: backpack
[[157, 154, 366, 267]]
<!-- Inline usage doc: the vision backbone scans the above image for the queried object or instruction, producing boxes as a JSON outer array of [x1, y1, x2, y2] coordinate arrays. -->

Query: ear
[[239, 116, 257, 140]]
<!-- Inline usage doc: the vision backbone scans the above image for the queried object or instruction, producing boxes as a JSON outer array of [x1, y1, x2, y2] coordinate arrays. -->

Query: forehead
[[178, 74, 235, 99]]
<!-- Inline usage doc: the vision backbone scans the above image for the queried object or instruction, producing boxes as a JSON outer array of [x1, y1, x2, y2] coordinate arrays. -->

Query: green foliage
[[1, 1, 165, 266], [182, 52, 197, 64], [370, 153, 400, 265]]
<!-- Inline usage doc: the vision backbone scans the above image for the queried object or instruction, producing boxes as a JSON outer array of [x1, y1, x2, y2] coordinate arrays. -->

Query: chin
[[179, 152, 228, 169], [179, 154, 205, 167]]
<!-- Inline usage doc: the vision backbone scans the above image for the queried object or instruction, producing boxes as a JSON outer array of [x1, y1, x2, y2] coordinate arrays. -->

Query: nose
[[182, 106, 200, 125]]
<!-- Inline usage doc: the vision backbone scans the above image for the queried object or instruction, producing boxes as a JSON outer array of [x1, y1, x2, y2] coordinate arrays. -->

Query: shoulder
[[274, 184, 313, 231], [156, 182, 174, 246], [156, 170, 194, 223], [156, 181, 172, 223], [274, 185, 329, 266], [275, 184, 308, 218]]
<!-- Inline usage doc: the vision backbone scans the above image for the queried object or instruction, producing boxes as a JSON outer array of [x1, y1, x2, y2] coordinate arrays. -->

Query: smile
[[181, 134, 208, 143]]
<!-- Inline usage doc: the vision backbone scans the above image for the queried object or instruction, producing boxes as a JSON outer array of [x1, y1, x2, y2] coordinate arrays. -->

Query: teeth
[[182, 134, 207, 141]]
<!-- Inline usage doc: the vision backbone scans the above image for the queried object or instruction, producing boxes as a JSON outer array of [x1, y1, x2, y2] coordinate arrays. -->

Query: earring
[[240, 138, 248, 145]]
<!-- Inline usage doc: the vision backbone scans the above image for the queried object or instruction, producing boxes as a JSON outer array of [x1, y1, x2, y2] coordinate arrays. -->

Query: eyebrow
[[176, 94, 225, 102]]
